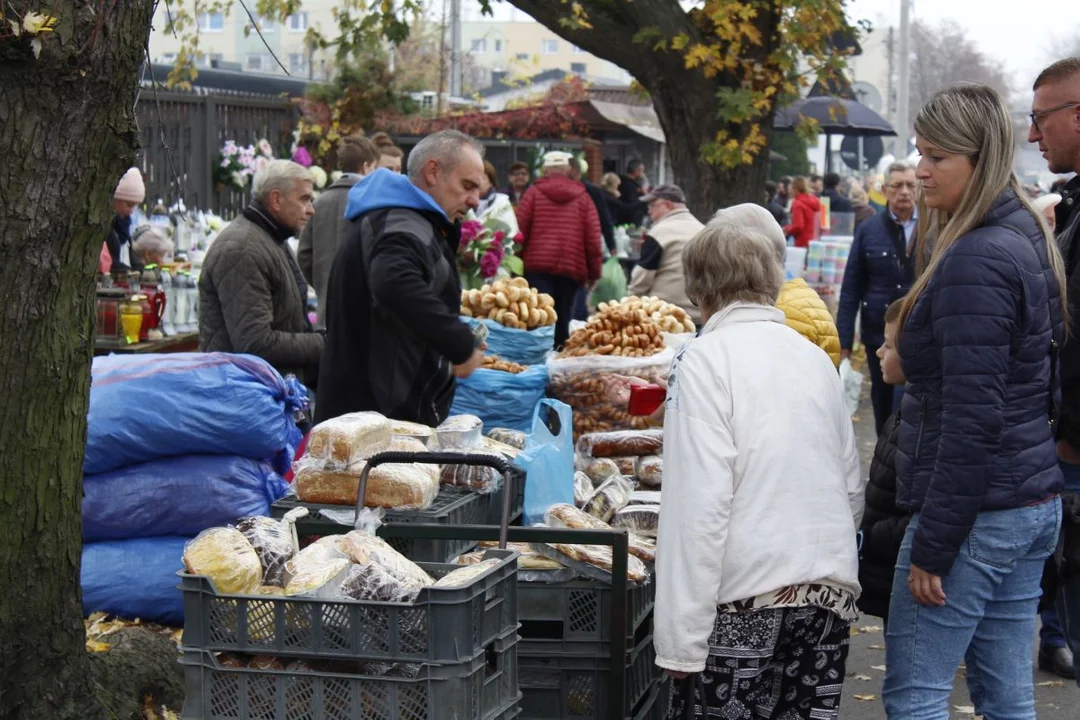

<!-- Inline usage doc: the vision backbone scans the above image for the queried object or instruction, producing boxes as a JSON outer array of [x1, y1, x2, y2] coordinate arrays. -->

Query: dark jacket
[[516, 176, 604, 285], [582, 180, 616, 253], [895, 188, 1065, 577], [617, 175, 647, 226], [765, 200, 788, 227], [297, 174, 360, 328], [822, 187, 853, 214], [198, 207, 323, 387], [315, 169, 474, 427], [837, 211, 916, 350], [1055, 175, 1080, 450], [857, 413, 908, 619], [105, 214, 144, 274], [852, 202, 877, 229]]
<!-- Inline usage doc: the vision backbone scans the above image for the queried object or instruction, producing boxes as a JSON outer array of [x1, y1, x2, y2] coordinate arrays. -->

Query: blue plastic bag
[[450, 364, 548, 433], [83, 455, 289, 542], [81, 536, 188, 625], [463, 317, 554, 366], [85, 353, 306, 475], [515, 399, 575, 526]]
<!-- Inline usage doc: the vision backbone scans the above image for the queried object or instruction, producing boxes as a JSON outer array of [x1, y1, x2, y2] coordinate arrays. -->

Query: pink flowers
[[460, 219, 482, 244], [457, 217, 524, 290], [292, 146, 313, 167], [480, 250, 502, 278]]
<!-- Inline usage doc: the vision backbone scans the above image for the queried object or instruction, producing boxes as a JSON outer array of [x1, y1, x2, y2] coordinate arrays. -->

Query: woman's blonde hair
[[900, 83, 1069, 331], [600, 172, 621, 196], [848, 184, 869, 205], [683, 223, 784, 314], [791, 176, 809, 195]]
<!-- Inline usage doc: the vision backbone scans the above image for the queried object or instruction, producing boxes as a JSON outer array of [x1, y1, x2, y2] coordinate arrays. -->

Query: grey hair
[[886, 160, 915, 177], [252, 159, 313, 203], [709, 203, 787, 266], [132, 227, 173, 258], [406, 129, 484, 181], [683, 224, 784, 314]]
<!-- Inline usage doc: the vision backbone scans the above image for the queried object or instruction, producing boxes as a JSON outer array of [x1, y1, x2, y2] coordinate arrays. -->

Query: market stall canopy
[[773, 96, 896, 137]]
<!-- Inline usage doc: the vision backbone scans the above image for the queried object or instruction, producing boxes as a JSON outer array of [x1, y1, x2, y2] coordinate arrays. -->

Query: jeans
[[1056, 460, 1080, 685], [864, 340, 896, 436], [883, 500, 1061, 719]]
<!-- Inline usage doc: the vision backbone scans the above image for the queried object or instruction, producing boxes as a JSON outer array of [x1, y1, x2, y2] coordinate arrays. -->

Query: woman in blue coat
[[883, 83, 1069, 719]]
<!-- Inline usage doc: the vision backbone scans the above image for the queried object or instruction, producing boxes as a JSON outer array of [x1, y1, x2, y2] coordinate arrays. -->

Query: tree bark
[[503, 0, 779, 219], [0, 2, 155, 718]]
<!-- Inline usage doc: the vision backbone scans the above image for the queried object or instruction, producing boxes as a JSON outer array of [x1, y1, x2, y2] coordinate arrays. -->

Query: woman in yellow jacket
[[712, 204, 841, 367]]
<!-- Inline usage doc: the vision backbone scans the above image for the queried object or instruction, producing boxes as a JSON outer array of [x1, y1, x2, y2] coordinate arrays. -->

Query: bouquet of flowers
[[457, 216, 524, 290], [216, 139, 274, 192]]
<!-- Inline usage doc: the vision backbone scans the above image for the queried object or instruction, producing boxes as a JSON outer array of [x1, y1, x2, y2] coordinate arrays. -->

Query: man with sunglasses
[[1030, 56, 1080, 685], [837, 161, 920, 436]]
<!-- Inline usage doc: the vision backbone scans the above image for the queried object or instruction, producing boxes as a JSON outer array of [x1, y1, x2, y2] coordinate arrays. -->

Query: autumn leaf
[[1036, 680, 1065, 687], [871, 664, 887, 672], [22, 11, 58, 35], [853, 694, 878, 701], [953, 706, 976, 715], [86, 639, 112, 653], [852, 674, 872, 681], [858, 625, 882, 633], [868, 644, 885, 650]]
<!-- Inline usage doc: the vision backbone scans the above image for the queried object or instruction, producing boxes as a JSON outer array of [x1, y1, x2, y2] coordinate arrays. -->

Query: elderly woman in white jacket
[[655, 221, 864, 720]]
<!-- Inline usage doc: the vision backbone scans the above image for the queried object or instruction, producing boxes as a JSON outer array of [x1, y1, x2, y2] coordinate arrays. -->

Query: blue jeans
[[883, 499, 1061, 719], [1056, 461, 1080, 685]]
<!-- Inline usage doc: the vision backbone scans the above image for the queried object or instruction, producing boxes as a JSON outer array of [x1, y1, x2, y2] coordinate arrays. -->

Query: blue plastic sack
[[463, 317, 554, 366], [83, 455, 289, 542], [82, 536, 188, 625], [450, 364, 548, 433], [515, 399, 575, 526], [86, 353, 307, 475]]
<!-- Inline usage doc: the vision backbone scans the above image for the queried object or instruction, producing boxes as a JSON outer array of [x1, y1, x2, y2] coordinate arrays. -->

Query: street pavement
[[839, 384, 1078, 718]]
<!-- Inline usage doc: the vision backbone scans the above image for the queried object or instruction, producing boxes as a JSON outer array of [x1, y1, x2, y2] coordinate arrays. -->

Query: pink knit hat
[[114, 167, 145, 203]]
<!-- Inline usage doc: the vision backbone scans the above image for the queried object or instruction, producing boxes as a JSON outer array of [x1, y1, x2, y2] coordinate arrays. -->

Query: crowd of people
[[92, 50, 1080, 719]]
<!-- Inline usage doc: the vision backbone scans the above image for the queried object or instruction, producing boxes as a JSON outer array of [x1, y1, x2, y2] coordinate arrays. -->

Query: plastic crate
[[273, 487, 489, 563], [517, 577, 654, 648], [517, 634, 660, 719], [633, 680, 668, 720], [180, 629, 519, 720], [180, 549, 518, 664], [483, 468, 526, 525]]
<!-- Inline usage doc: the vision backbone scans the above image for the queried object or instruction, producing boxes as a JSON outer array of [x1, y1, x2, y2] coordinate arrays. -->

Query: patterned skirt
[[667, 606, 851, 720]]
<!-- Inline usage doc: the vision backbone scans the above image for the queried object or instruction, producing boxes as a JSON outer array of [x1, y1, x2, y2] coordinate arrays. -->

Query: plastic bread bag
[[236, 516, 295, 587], [390, 419, 434, 446], [476, 541, 564, 570], [546, 503, 655, 563], [432, 558, 503, 589], [282, 535, 349, 586], [295, 436, 437, 511], [574, 471, 595, 508], [575, 429, 664, 459], [183, 527, 263, 594], [629, 490, 662, 505], [285, 558, 350, 599], [435, 414, 483, 450], [581, 474, 634, 523], [478, 435, 522, 459], [438, 450, 504, 494], [339, 558, 424, 603], [575, 457, 622, 488], [339, 530, 434, 590], [612, 505, 660, 539], [530, 540, 649, 583], [305, 411, 391, 469], [634, 455, 663, 489], [486, 427, 528, 450], [454, 551, 486, 566]]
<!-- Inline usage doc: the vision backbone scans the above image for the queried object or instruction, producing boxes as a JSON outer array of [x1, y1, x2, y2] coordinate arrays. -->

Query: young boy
[[856, 299, 908, 622]]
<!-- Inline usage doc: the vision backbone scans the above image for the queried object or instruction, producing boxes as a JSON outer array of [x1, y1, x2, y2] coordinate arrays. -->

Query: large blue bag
[[515, 399, 575, 526], [81, 536, 188, 625], [464, 317, 554, 366], [83, 455, 289, 542], [450, 364, 548, 433], [85, 353, 306, 475]]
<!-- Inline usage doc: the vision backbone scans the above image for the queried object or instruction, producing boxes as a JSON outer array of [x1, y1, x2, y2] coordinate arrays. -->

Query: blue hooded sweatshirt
[[344, 168, 448, 222]]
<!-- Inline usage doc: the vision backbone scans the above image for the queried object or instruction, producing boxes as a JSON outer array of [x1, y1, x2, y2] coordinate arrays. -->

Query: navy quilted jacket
[[837, 211, 916, 350], [894, 189, 1065, 576]]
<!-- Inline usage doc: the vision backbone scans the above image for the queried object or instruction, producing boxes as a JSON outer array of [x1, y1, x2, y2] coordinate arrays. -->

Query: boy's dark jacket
[[857, 413, 908, 619]]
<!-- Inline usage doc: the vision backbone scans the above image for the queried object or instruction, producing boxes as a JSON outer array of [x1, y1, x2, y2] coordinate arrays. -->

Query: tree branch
[[236, 0, 290, 75]]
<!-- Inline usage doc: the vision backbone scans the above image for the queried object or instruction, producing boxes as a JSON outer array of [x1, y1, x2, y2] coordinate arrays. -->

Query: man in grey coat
[[298, 136, 378, 328], [199, 159, 323, 387]]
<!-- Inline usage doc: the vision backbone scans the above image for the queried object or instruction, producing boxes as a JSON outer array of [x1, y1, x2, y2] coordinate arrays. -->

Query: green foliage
[[768, 131, 811, 179]]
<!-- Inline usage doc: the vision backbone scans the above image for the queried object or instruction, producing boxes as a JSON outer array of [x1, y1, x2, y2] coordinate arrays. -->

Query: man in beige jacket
[[628, 184, 703, 325]]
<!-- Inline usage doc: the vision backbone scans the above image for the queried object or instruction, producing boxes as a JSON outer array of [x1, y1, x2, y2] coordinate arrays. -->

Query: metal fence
[[135, 87, 298, 218]]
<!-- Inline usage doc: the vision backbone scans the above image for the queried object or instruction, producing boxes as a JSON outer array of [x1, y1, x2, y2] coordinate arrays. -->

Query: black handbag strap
[[681, 673, 711, 719]]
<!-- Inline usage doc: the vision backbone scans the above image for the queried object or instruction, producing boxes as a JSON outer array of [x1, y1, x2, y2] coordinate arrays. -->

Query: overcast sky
[[466, 0, 1078, 92]]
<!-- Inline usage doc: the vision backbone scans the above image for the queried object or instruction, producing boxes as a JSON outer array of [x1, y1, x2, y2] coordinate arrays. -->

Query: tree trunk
[[0, 3, 155, 718]]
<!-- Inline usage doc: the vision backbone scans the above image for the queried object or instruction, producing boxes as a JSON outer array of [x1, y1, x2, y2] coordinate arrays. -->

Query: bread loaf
[[306, 412, 391, 467], [294, 436, 438, 508], [546, 503, 656, 563], [612, 506, 660, 538], [581, 475, 633, 523], [576, 429, 663, 459], [183, 527, 263, 594], [634, 455, 663, 488], [237, 516, 294, 587]]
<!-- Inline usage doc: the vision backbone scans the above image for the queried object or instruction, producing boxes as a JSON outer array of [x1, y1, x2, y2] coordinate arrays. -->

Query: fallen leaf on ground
[[85, 639, 112, 652], [953, 706, 975, 715], [853, 694, 877, 701], [871, 664, 887, 672], [1036, 680, 1065, 688], [858, 625, 882, 633], [852, 674, 872, 681], [868, 644, 885, 650]]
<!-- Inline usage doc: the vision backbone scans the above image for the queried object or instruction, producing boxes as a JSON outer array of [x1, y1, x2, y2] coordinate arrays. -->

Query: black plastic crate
[[517, 634, 660, 719], [482, 468, 526, 525], [517, 577, 654, 648], [633, 680, 668, 720], [180, 549, 517, 664], [273, 487, 489, 563], [180, 629, 519, 720]]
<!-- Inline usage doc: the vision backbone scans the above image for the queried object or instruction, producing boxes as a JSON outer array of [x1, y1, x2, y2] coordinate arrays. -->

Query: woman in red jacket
[[783, 176, 822, 247]]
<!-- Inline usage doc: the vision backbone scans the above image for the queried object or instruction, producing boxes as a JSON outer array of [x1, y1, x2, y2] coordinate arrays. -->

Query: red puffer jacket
[[516, 175, 603, 285], [783, 192, 822, 248]]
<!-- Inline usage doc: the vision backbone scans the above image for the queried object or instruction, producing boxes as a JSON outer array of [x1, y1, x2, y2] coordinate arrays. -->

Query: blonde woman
[[883, 84, 1067, 718]]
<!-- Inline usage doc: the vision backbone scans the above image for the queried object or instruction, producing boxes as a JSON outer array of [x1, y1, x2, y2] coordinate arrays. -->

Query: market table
[[93, 331, 199, 356]]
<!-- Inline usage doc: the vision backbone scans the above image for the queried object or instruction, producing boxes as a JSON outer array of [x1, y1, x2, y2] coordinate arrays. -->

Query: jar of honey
[[119, 295, 146, 345]]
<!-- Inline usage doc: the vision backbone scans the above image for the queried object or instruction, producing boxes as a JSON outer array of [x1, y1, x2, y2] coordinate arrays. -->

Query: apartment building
[[148, 0, 339, 80]]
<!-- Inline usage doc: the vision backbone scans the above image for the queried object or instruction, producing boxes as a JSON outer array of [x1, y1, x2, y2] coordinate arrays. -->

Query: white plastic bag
[[839, 358, 863, 417]]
